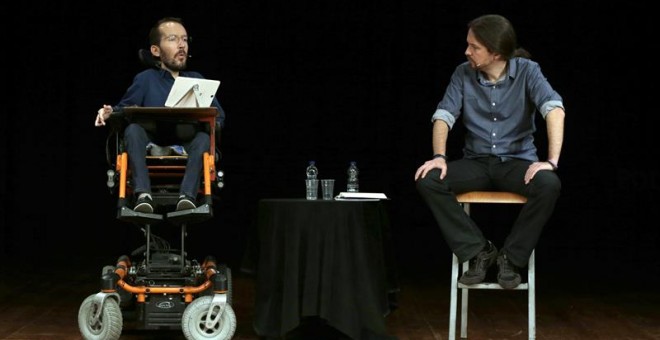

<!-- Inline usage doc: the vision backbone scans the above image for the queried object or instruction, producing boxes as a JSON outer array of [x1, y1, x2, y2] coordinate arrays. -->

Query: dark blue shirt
[[114, 68, 226, 128], [432, 57, 563, 162]]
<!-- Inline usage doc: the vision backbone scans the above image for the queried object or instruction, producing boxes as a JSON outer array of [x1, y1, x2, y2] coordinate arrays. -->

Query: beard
[[161, 53, 187, 72]]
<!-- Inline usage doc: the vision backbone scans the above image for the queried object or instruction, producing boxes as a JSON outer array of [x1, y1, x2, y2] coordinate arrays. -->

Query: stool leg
[[460, 260, 469, 338], [449, 254, 459, 340], [459, 201, 470, 338], [528, 250, 536, 340]]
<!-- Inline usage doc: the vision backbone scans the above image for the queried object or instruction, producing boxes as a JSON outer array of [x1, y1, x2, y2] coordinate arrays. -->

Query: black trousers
[[415, 156, 561, 267]]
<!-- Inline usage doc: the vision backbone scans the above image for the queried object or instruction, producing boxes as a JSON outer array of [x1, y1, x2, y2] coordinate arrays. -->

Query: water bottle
[[347, 161, 359, 192], [306, 161, 319, 179]]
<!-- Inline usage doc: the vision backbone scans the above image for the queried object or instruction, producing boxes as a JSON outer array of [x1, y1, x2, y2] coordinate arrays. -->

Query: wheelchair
[[78, 105, 236, 340]]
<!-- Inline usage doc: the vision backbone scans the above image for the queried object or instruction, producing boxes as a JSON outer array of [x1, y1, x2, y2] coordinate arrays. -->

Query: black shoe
[[458, 241, 497, 285], [497, 252, 521, 289], [134, 194, 154, 213], [176, 195, 196, 211]]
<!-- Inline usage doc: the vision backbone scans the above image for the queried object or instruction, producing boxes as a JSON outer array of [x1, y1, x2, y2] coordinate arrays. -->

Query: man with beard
[[95, 17, 225, 213], [415, 14, 564, 289]]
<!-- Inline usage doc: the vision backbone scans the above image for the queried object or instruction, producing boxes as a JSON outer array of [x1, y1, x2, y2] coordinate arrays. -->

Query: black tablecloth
[[250, 199, 399, 340]]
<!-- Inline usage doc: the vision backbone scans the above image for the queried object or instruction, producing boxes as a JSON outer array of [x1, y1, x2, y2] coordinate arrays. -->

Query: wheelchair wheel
[[78, 294, 122, 340], [181, 295, 236, 340]]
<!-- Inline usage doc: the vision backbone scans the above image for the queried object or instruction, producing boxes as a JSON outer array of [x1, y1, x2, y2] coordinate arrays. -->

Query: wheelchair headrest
[[138, 48, 160, 69]]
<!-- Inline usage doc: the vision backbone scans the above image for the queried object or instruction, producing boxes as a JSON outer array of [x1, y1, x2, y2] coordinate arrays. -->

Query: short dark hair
[[468, 14, 530, 59], [148, 17, 185, 46]]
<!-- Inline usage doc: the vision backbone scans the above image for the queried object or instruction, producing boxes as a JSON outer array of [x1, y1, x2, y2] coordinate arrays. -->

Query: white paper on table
[[334, 192, 388, 200]]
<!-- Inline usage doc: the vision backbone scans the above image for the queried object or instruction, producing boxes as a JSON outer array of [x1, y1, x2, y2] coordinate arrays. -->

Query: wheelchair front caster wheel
[[78, 294, 122, 340], [181, 295, 236, 340]]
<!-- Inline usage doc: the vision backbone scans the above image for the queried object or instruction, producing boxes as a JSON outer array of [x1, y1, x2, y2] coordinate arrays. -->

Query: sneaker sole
[[458, 276, 487, 285], [176, 200, 196, 211], [134, 203, 153, 214]]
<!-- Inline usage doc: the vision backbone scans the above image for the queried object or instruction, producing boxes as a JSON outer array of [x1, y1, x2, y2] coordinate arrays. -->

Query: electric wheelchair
[[77, 104, 236, 339]]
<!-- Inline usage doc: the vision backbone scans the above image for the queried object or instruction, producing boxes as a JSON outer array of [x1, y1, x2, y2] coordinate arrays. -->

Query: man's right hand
[[414, 158, 447, 181], [95, 105, 113, 126]]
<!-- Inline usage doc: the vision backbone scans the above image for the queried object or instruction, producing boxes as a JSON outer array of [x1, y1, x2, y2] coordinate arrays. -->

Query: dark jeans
[[124, 123, 210, 199], [415, 156, 561, 267]]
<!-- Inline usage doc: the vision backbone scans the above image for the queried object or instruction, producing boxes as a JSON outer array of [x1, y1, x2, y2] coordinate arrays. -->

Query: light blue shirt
[[432, 57, 563, 162]]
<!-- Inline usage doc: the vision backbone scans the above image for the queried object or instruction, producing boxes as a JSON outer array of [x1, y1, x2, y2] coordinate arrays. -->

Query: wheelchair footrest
[[166, 203, 213, 225], [117, 206, 164, 224]]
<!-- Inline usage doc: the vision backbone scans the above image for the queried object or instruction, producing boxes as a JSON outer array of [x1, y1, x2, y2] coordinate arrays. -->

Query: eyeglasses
[[162, 35, 190, 44]]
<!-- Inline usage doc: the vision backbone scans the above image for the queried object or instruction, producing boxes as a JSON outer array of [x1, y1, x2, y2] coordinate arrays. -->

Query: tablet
[[165, 76, 220, 108]]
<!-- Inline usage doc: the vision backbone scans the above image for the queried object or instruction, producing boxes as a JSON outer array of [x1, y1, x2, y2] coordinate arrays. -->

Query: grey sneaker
[[459, 241, 497, 285], [134, 194, 154, 213], [176, 195, 196, 211], [497, 252, 521, 289]]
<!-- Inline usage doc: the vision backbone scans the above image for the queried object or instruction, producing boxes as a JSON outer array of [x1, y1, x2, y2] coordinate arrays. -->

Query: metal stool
[[448, 191, 535, 340]]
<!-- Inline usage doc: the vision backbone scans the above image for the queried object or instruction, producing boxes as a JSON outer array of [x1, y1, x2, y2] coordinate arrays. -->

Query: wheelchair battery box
[[140, 295, 187, 330]]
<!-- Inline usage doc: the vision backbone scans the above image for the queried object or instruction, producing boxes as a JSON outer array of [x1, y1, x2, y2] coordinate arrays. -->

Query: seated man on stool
[[94, 17, 225, 213], [414, 14, 564, 289]]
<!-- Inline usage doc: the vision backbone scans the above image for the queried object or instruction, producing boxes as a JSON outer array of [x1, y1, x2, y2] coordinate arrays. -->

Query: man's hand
[[415, 158, 447, 181], [95, 105, 112, 126], [524, 161, 555, 184]]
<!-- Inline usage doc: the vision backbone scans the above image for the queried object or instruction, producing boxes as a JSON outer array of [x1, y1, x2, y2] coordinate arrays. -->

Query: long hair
[[468, 14, 530, 59]]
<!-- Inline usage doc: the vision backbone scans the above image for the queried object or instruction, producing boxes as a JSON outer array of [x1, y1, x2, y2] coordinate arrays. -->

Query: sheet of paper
[[335, 192, 388, 200]]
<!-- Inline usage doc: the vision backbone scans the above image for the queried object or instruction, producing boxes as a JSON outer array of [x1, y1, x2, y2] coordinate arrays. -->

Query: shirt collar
[[477, 58, 517, 86], [156, 67, 188, 80]]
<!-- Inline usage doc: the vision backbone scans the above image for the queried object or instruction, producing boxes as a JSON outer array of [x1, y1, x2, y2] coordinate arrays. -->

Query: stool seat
[[449, 191, 535, 340], [455, 191, 527, 204]]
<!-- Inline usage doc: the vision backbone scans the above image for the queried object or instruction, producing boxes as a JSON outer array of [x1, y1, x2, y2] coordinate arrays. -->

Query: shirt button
[[491, 102, 496, 106], [492, 145, 496, 149], [493, 118, 497, 121], [492, 132, 496, 136]]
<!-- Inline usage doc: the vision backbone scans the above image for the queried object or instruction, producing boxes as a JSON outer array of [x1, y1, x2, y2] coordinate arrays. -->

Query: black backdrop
[[2, 1, 657, 283]]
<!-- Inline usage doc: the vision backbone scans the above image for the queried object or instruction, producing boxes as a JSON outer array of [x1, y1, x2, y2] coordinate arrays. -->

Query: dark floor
[[1, 250, 659, 340]]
